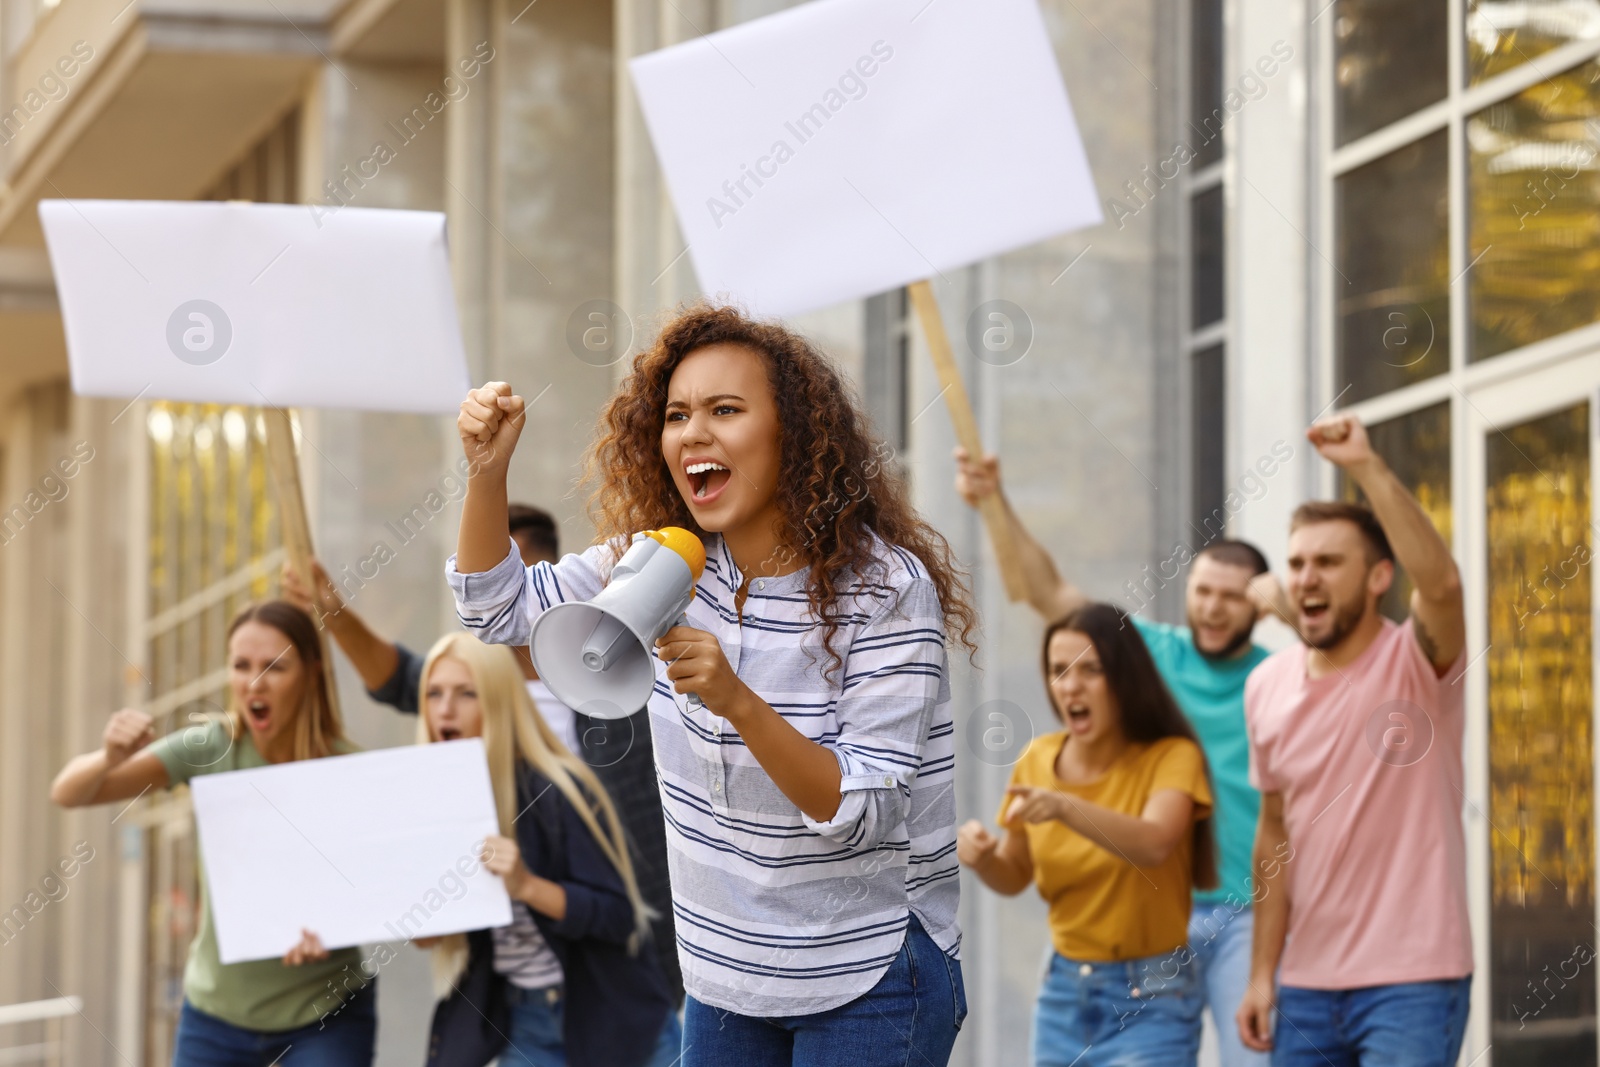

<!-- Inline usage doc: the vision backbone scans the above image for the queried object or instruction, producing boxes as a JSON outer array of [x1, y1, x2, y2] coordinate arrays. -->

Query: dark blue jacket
[[372, 643, 683, 1004], [425, 761, 671, 1067]]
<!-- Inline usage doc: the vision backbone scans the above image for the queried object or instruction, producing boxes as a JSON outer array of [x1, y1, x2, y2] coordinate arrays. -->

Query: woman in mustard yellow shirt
[[958, 602, 1217, 1067]]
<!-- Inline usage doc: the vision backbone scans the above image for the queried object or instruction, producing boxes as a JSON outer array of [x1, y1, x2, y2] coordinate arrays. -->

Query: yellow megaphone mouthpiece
[[643, 526, 706, 582]]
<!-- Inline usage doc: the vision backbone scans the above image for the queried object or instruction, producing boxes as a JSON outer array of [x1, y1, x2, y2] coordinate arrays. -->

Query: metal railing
[[0, 997, 80, 1067]]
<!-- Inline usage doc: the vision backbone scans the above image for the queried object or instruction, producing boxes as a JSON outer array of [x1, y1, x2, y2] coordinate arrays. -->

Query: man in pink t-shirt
[[1236, 414, 1471, 1065]]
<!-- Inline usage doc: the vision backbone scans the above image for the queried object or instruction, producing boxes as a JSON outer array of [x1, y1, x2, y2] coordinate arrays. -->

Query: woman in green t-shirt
[[51, 600, 374, 1066]]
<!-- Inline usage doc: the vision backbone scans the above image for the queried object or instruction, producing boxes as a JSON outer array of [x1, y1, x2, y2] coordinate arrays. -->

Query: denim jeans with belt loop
[[1032, 947, 1204, 1067]]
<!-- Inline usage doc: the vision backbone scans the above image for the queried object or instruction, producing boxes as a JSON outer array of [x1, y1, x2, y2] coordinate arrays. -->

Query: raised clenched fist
[[280, 558, 344, 617], [102, 708, 154, 769], [1306, 414, 1374, 471], [459, 382, 527, 480], [953, 447, 1001, 509]]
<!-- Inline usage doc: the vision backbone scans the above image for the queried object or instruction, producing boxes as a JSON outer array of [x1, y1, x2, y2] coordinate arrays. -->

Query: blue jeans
[[1272, 977, 1471, 1067], [1189, 902, 1270, 1067], [645, 1010, 685, 1067], [681, 916, 965, 1066], [499, 984, 685, 1067], [1033, 948, 1204, 1067], [171, 981, 375, 1066]]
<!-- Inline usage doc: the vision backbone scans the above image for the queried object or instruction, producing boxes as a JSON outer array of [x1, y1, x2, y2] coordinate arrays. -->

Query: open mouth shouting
[[1064, 702, 1093, 733], [1299, 595, 1330, 626], [246, 698, 272, 731], [436, 724, 463, 742], [684, 457, 732, 506]]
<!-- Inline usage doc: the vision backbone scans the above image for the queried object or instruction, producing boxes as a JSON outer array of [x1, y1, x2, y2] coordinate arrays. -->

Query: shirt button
[[1078, 963, 1092, 977], [756, 579, 765, 590], [883, 776, 893, 787], [712, 781, 722, 793]]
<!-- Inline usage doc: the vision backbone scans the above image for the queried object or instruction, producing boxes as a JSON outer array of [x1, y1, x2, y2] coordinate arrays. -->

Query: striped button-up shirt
[[448, 534, 960, 1016]]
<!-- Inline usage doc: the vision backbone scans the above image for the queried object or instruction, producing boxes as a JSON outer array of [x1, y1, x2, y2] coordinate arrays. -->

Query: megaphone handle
[[674, 613, 705, 709]]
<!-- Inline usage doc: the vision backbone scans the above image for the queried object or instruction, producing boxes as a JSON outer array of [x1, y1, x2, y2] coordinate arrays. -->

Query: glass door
[[1469, 375, 1598, 1065]]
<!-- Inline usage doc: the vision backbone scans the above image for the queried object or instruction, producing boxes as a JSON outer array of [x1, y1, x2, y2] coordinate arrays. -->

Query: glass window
[[1340, 402, 1451, 621], [1192, 185, 1224, 329], [1468, 0, 1600, 86], [1486, 402, 1594, 1065], [1190, 0, 1225, 169], [1336, 130, 1450, 402], [1333, 0, 1449, 144], [1468, 58, 1600, 363], [1190, 344, 1226, 543], [144, 400, 279, 1065]]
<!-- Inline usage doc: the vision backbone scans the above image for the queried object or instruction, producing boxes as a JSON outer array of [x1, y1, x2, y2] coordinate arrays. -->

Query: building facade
[[0, 0, 1590, 1064]]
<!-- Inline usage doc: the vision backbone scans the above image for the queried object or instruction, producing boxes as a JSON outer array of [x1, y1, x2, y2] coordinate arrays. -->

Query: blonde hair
[[416, 633, 653, 996], [225, 601, 346, 761]]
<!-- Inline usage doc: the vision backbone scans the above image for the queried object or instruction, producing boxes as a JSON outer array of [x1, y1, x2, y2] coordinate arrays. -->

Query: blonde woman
[[417, 633, 676, 1067], [51, 601, 373, 1066]]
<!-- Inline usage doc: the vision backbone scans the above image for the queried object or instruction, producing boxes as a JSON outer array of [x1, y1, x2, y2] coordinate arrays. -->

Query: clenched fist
[[1306, 414, 1375, 472], [103, 708, 154, 769], [956, 819, 1000, 867], [459, 382, 527, 480], [953, 447, 1001, 509], [280, 558, 344, 618]]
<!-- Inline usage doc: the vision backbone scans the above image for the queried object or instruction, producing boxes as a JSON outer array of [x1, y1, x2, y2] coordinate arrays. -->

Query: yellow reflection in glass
[[1488, 403, 1592, 904], [1467, 0, 1600, 86], [1486, 403, 1594, 1054], [1469, 59, 1600, 362]]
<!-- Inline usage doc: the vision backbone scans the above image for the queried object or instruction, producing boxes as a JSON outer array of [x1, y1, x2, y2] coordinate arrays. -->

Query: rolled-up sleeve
[[802, 577, 948, 851], [446, 540, 610, 648], [367, 642, 423, 714]]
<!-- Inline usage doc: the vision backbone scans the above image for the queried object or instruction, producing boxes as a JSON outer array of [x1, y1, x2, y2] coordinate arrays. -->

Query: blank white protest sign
[[38, 199, 470, 414], [190, 739, 511, 964], [628, 0, 1101, 318]]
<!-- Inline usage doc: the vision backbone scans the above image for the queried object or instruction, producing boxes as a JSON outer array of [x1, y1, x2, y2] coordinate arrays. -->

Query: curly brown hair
[[582, 304, 978, 676]]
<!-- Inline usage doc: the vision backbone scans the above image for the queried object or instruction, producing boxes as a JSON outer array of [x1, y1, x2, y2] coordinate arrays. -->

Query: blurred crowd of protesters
[[954, 412, 1470, 1067], [47, 324, 1472, 1067]]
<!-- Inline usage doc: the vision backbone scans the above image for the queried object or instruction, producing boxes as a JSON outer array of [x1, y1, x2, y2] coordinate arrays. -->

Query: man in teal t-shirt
[[957, 450, 1286, 1067]]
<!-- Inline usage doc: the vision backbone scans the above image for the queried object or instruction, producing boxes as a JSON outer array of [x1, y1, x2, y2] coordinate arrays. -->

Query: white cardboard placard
[[629, 0, 1101, 318], [190, 739, 511, 963], [39, 199, 470, 413]]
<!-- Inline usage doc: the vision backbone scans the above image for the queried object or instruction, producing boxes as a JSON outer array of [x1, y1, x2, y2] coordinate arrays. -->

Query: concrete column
[[1231, 0, 1311, 568], [0, 383, 71, 1012], [55, 393, 137, 1066], [491, 0, 616, 550], [616, 0, 714, 328]]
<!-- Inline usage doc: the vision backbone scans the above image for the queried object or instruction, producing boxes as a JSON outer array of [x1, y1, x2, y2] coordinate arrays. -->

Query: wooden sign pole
[[261, 407, 343, 721], [908, 280, 1029, 604]]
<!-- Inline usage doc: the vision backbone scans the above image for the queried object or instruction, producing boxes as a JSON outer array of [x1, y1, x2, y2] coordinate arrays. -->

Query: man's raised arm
[[953, 447, 1084, 621], [1308, 414, 1464, 672]]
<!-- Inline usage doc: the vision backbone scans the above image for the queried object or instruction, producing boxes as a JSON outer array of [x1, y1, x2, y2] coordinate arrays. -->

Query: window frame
[[1316, 0, 1600, 469], [1181, 0, 1231, 546], [1315, 5, 1600, 1062]]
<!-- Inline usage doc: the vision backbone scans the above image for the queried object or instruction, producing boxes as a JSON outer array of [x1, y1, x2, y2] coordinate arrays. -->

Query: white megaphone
[[528, 527, 707, 720]]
